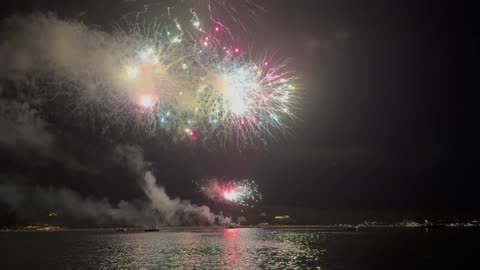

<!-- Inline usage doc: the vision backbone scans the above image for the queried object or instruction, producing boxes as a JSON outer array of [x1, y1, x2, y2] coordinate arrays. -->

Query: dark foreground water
[[0, 227, 478, 269]]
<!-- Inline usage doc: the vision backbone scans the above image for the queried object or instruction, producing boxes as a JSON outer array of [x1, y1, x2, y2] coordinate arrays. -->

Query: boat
[[115, 228, 127, 232], [422, 223, 446, 229], [422, 220, 446, 229], [144, 227, 160, 232]]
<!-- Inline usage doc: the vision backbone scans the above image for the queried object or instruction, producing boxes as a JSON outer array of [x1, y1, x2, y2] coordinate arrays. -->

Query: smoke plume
[[0, 13, 232, 227], [0, 146, 231, 227]]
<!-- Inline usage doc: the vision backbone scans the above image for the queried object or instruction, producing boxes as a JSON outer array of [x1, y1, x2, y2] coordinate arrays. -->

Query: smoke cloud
[[0, 13, 232, 227], [0, 13, 126, 88], [0, 12, 154, 131], [0, 99, 53, 156], [0, 145, 231, 227], [0, 170, 231, 227]]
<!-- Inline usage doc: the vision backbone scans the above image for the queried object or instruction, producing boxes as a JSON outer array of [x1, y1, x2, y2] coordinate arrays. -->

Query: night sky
[[0, 0, 476, 222]]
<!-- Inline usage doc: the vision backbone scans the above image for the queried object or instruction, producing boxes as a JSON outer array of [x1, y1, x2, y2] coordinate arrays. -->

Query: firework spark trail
[[105, 0, 299, 146], [137, 0, 265, 35], [1, 1, 299, 147], [191, 49, 298, 146], [199, 178, 262, 207], [120, 4, 299, 145], [179, 0, 265, 34]]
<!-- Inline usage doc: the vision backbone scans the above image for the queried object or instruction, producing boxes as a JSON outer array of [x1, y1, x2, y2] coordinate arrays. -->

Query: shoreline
[[2, 224, 479, 232]]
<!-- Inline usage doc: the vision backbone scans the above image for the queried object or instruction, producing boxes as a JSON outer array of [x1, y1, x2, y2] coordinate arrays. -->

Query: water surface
[[1, 227, 478, 269]]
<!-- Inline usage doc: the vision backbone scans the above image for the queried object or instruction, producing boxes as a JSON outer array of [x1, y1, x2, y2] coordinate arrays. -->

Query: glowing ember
[[223, 190, 241, 201], [126, 66, 139, 79], [138, 94, 156, 108]]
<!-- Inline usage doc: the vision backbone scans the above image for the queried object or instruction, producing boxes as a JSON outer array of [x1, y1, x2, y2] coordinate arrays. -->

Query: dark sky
[[0, 0, 476, 215]]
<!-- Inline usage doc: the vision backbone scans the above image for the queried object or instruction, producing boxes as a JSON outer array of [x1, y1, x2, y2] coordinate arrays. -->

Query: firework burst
[[2, 2, 299, 147], [192, 49, 298, 145], [200, 178, 262, 207], [112, 5, 299, 146]]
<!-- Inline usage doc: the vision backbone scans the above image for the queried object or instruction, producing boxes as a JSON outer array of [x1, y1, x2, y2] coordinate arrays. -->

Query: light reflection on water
[[57, 228, 324, 269], [1, 228, 478, 269]]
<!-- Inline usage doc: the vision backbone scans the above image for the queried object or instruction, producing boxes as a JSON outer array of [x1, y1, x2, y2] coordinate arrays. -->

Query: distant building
[[362, 220, 383, 227], [274, 215, 291, 224]]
